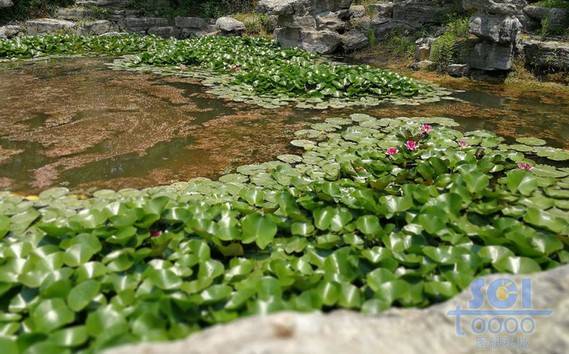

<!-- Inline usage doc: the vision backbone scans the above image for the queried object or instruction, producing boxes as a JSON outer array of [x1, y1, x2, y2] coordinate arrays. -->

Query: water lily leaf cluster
[[0, 34, 450, 109], [0, 115, 567, 352]]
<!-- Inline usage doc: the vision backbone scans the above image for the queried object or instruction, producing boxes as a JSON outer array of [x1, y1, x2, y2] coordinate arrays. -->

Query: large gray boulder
[[464, 40, 514, 70], [0, 0, 13, 8], [257, 0, 352, 16], [469, 14, 522, 43], [301, 29, 342, 53], [0, 25, 22, 39], [106, 265, 569, 354], [216, 16, 246, 34], [78, 20, 113, 35], [341, 29, 369, 51], [463, 0, 528, 16], [25, 18, 77, 35], [125, 17, 168, 32]]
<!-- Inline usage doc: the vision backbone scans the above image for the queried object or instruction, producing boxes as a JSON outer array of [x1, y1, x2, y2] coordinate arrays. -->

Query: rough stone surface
[[125, 17, 169, 30], [341, 29, 369, 51], [257, 0, 353, 16], [524, 6, 569, 32], [464, 40, 514, 70], [369, 2, 394, 18], [447, 63, 470, 77], [301, 29, 342, 53], [78, 20, 113, 35], [410, 60, 435, 70], [463, 0, 528, 16], [523, 39, 569, 73], [216, 16, 246, 34], [174, 16, 208, 29], [56, 7, 95, 21], [393, 0, 455, 26], [25, 18, 77, 35], [469, 14, 521, 43], [415, 37, 435, 61], [148, 26, 177, 38], [316, 11, 346, 32], [348, 5, 366, 18], [0, 25, 22, 39], [106, 265, 569, 354], [262, 0, 353, 53], [0, 0, 13, 8]]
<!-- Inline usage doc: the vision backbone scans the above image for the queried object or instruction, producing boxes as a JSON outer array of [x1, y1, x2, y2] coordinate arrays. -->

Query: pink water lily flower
[[421, 124, 433, 135], [151, 230, 162, 238], [405, 140, 419, 151], [386, 147, 399, 156], [458, 139, 469, 149], [517, 162, 534, 171]]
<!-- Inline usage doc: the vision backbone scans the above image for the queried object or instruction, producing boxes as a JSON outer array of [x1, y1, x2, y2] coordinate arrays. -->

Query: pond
[[1, 56, 569, 194]]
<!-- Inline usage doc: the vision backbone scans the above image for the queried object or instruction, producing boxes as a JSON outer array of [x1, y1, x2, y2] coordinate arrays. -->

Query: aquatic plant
[[0, 34, 441, 108], [0, 115, 567, 353]]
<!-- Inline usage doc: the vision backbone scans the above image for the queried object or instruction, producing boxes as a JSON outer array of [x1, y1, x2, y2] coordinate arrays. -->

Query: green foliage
[[0, 34, 432, 102], [232, 13, 274, 36], [430, 17, 470, 70], [535, 0, 569, 9], [125, 0, 257, 18], [0, 116, 567, 352], [383, 32, 415, 59], [0, 0, 74, 24]]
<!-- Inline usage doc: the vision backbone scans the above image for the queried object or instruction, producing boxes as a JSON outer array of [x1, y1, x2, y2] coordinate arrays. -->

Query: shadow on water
[[0, 56, 568, 194]]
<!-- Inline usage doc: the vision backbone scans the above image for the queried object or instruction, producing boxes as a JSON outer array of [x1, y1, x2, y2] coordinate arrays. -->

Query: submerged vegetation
[[0, 115, 568, 352], [0, 34, 443, 109]]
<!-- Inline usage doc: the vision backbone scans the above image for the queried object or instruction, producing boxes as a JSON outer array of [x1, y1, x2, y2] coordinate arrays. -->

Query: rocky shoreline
[[1, 0, 568, 81]]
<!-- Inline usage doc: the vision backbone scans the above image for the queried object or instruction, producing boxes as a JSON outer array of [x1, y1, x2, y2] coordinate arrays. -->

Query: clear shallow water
[[1, 57, 569, 194]]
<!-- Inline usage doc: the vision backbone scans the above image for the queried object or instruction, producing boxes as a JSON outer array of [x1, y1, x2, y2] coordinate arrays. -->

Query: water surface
[[1, 57, 568, 194]]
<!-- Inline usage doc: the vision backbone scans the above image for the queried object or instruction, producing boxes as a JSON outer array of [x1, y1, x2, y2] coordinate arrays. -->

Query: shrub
[[0, 0, 74, 24], [429, 17, 469, 70]]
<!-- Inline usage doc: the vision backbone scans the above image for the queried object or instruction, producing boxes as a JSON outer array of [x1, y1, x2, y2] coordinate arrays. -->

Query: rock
[[524, 6, 569, 32], [0, 25, 22, 39], [25, 18, 77, 35], [410, 60, 435, 70], [56, 7, 95, 21], [79, 20, 113, 35], [368, 2, 394, 18], [174, 17, 208, 29], [0, 0, 12, 8], [446, 63, 470, 77], [370, 18, 414, 39], [469, 14, 521, 43], [349, 5, 366, 18], [415, 37, 435, 61], [125, 17, 169, 30], [463, 0, 527, 16], [278, 15, 317, 28], [148, 26, 177, 38], [180, 25, 218, 39], [216, 16, 246, 34], [523, 39, 569, 73], [316, 11, 346, 32], [393, 0, 455, 26], [341, 29, 369, 51], [301, 29, 342, 53], [106, 265, 569, 354], [464, 40, 514, 71], [257, 0, 353, 16]]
